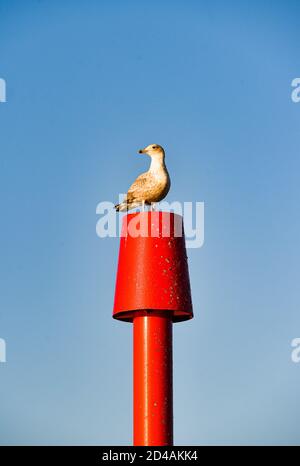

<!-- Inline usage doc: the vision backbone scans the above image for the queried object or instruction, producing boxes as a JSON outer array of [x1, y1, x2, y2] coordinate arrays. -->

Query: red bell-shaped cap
[[113, 211, 193, 322]]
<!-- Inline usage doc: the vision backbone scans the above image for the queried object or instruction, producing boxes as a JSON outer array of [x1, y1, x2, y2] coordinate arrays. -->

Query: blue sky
[[0, 0, 300, 445]]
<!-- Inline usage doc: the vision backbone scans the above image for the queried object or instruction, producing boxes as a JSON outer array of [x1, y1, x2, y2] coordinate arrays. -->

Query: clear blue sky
[[1, 0, 300, 445]]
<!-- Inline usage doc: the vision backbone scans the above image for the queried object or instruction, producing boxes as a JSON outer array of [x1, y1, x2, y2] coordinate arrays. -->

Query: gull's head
[[138, 144, 165, 158]]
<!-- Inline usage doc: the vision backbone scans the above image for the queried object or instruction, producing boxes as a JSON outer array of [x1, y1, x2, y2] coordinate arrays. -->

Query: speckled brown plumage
[[115, 144, 170, 212]]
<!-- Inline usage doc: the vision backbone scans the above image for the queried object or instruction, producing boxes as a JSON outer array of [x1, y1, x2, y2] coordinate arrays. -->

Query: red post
[[133, 312, 173, 446], [113, 212, 193, 446]]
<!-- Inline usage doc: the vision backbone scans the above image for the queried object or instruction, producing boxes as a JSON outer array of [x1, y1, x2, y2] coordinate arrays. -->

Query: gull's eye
[[152, 145, 156, 149]]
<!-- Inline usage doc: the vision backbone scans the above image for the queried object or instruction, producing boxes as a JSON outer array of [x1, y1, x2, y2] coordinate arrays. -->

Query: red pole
[[133, 312, 173, 446], [113, 212, 193, 446]]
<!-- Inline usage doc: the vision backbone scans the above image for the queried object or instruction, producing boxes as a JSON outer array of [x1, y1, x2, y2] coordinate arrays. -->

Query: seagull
[[115, 144, 171, 212]]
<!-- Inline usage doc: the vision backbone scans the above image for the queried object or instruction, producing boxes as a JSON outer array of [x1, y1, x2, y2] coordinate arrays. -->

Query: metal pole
[[113, 212, 193, 446], [133, 312, 173, 446]]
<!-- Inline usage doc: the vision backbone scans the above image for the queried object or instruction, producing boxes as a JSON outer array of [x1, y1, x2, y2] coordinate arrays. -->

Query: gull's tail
[[114, 200, 141, 212]]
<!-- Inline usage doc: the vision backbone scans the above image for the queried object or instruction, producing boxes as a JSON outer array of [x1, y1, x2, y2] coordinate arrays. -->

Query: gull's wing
[[126, 171, 153, 201]]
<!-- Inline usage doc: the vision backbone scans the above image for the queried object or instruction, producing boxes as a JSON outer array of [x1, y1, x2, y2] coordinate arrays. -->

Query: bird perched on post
[[115, 144, 171, 212]]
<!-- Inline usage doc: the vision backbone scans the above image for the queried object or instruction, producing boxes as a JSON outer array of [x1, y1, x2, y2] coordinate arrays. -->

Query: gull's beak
[[138, 148, 146, 154]]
